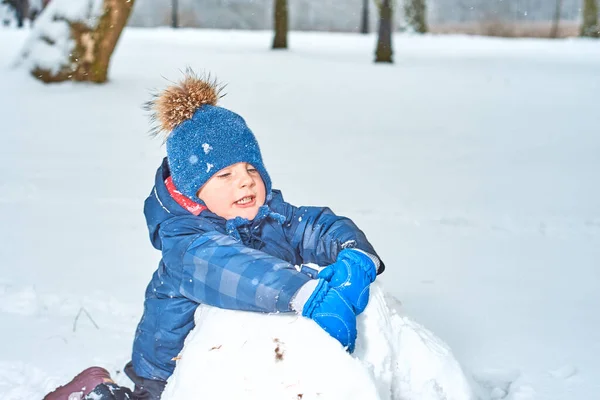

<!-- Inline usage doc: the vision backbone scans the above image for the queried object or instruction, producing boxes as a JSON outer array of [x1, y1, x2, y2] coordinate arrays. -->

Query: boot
[[43, 366, 114, 400]]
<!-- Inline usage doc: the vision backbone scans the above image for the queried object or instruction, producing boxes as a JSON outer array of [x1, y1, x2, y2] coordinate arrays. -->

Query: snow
[[0, 27, 599, 400], [50, 0, 104, 24], [1, 4, 13, 25], [162, 283, 476, 400], [16, 0, 104, 75]]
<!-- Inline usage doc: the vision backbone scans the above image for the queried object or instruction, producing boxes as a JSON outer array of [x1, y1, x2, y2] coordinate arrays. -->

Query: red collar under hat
[[164, 176, 207, 216]]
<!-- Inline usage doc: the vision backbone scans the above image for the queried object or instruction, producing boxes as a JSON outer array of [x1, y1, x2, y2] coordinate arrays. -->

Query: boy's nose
[[239, 172, 254, 188]]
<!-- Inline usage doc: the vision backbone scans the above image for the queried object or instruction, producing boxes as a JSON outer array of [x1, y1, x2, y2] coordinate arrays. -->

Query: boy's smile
[[197, 162, 266, 221], [234, 195, 256, 207]]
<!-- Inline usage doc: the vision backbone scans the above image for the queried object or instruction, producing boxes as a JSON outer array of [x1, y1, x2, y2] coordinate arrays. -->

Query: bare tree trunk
[[375, 0, 393, 63], [550, 0, 563, 38], [272, 0, 288, 49], [171, 0, 178, 28], [581, 0, 599, 37], [360, 0, 369, 34], [13, 0, 29, 28], [32, 0, 135, 83], [404, 0, 427, 33]]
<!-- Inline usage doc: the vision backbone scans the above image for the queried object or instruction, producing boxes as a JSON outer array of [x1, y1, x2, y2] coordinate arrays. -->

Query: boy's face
[[197, 162, 266, 221]]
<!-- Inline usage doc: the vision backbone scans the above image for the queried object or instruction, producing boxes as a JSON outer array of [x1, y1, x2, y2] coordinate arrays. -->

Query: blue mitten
[[299, 279, 357, 353], [318, 249, 378, 315]]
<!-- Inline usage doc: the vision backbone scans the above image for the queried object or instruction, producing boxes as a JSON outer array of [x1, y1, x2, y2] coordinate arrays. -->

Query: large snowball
[[161, 283, 479, 400]]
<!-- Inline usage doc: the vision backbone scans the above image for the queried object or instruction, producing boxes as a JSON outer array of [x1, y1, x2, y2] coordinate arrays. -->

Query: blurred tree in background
[[171, 0, 179, 28], [2, 0, 53, 27], [2, 0, 27, 27], [404, 0, 428, 33], [272, 0, 288, 48], [361, 0, 370, 34], [123, 0, 585, 38], [21, 0, 135, 83], [550, 0, 563, 38], [375, 0, 393, 63], [580, 0, 599, 37]]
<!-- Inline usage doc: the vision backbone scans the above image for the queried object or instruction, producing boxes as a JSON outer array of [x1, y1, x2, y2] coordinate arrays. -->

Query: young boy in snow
[[44, 73, 384, 400]]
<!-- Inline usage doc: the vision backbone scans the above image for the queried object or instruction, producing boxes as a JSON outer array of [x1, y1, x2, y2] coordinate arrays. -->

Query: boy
[[44, 72, 384, 400]]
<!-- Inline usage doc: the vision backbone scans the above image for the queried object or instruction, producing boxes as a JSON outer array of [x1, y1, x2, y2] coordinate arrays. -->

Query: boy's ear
[[165, 177, 206, 216]]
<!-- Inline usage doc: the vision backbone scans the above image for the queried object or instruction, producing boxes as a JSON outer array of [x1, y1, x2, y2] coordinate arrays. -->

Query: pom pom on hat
[[145, 69, 272, 205], [145, 69, 226, 142]]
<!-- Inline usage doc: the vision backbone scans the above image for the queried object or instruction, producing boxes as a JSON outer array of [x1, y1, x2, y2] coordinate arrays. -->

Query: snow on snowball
[[161, 282, 480, 400]]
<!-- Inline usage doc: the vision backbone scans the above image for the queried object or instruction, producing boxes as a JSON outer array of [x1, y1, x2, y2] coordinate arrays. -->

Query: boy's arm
[[281, 203, 384, 273], [160, 220, 312, 313]]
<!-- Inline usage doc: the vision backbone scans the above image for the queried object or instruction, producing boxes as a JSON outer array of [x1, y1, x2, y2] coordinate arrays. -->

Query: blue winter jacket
[[132, 158, 384, 381]]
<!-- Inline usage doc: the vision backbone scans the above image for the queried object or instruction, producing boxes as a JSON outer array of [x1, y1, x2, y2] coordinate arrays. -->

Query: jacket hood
[[143, 158, 203, 250]]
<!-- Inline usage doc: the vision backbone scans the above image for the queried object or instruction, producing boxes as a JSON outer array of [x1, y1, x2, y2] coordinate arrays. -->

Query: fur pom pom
[[145, 69, 226, 142]]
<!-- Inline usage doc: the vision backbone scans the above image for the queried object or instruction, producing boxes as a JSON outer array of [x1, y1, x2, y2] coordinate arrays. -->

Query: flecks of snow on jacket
[[16, 0, 104, 74], [161, 282, 481, 400]]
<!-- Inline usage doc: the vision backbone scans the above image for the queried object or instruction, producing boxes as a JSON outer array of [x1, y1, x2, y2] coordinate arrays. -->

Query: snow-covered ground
[[0, 27, 598, 399]]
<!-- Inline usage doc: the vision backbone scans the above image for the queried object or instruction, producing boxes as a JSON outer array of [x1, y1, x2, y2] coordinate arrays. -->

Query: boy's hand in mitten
[[318, 249, 378, 315], [291, 279, 357, 352]]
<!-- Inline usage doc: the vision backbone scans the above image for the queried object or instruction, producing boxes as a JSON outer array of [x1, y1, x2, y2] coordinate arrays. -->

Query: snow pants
[[83, 361, 166, 400]]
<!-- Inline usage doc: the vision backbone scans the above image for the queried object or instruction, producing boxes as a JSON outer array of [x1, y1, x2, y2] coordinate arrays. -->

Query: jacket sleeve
[[158, 217, 312, 313], [279, 202, 384, 273]]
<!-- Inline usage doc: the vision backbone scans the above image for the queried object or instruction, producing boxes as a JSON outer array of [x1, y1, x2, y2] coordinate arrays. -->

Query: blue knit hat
[[147, 72, 272, 204]]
